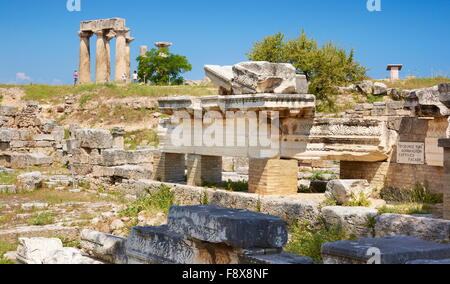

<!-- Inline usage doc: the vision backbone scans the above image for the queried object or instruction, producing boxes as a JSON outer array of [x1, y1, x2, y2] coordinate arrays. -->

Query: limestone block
[[239, 250, 314, 264], [42, 247, 102, 264], [356, 80, 374, 95], [74, 129, 113, 149], [375, 214, 450, 243], [80, 229, 127, 264], [80, 18, 126, 32], [321, 236, 450, 264], [295, 74, 309, 94], [17, 172, 43, 192], [127, 225, 241, 264], [71, 163, 93, 175], [373, 82, 388, 96], [51, 126, 65, 142], [16, 237, 63, 264], [167, 205, 288, 249], [248, 159, 298, 195], [111, 165, 152, 180], [92, 166, 116, 177], [100, 149, 154, 166], [0, 106, 18, 116], [28, 153, 53, 166], [325, 180, 373, 205], [321, 206, 378, 238], [405, 85, 450, 117]]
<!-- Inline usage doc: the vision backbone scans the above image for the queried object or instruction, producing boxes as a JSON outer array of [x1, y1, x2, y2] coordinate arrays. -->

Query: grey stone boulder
[[17, 172, 43, 192], [80, 229, 128, 264], [325, 180, 373, 205], [321, 206, 378, 238], [16, 237, 63, 264], [356, 80, 374, 95], [373, 82, 388, 96], [405, 85, 450, 117], [375, 214, 450, 243], [167, 205, 288, 249], [322, 236, 450, 264], [74, 129, 113, 149]]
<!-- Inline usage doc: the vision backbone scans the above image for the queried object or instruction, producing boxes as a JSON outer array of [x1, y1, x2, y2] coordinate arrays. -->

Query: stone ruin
[[78, 18, 134, 83]]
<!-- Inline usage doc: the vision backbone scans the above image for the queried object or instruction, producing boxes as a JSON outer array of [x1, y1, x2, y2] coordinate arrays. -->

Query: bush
[[247, 30, 367, 112], [120, 184, 175, 216], [28, 212, 55, 226], [137, 47, 192, 85], [286, 219, 352, 264], [380, 183, 443, 204]]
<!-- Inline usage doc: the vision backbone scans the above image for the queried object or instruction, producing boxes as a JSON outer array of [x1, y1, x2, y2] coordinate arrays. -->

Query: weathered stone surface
[[42, 247, 103, 264], [232, 61, 297, 94], [296, 75, 309, 94], [322, 236, 450, 264], [356, 80, 374, 95], [167, 205, 288, 248], [17, 172, 43, 192], [80, 229, 127, 264], [239, 250, 314, 264], [80, 18, 126, 32], [321, 206, 378, 238], [405, 85, 450, 117], [126, 225, 240, 264], [375, 214, 450, 243], [325, 180, 373, 205], [16, 237, 63, 264], [373, 82, 388, 96], [10, 153, 52, 169], [100, 149, 154, 166], [93, 165, 152, 180], [0, 106, 18, 116], [74, 129, 114, 149], [407, 259, 450, 264]]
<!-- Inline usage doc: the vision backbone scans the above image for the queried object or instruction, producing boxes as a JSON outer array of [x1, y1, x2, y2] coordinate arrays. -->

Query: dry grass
[[375, 77, 450, 90]]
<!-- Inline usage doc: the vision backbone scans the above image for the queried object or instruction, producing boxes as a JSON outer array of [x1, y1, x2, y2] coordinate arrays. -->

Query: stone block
[[16, 237, 63, 264], [17, 172, 43, 192], [126, 225, 240, 264], [80, 229, 127, 264], [321, 236, 450, 264], [153, 152, 185, 183], [187, 155, 222, 186], [167, 205, 288, 249], [248, 159, 298, 195], [0, 106, 18, 116], [74, 129, 113, 149], [100, 149, 154, 166], [239, 250, 314, 264], [375, 214, 450, 243], [295, 75, 309, 94], [0, 128, 14, 142], [325, 180, 373, 205], [112, 165, 152, 180], [321, 206, 378, 238]]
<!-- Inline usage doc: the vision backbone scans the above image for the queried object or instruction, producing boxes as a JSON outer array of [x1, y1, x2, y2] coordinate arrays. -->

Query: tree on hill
[[247, 30, 367, 111], [136, 47, 192, 85]]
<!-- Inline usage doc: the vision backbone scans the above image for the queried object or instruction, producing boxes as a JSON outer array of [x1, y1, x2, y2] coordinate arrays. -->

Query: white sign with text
[[397, 142, 425, 165]]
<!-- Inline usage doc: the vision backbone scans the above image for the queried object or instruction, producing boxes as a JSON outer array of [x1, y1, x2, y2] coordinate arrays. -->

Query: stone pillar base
[[248, 158, 298, 195], [439, 139, 450, 220], [187, 155, 222, 186], [153, 152, 185, 183]]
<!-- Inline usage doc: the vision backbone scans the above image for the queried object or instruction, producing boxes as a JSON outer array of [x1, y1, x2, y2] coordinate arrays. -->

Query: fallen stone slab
[[239, 250, 314, 264], [375, 214, 450, 243], [80, 229, 127, 264], [16, 237, 63, 264], [17, 172, 43, 192], [0, 225, 80, 244], [126, 225, 240, 264], [167, 205, 288, 249], [407, 259, 450, 264], [100, 149, 154, 166], [325, 180, 373, 205], [42, 247, 103, 264], [321, 236, 450, 264], [321, 206, 378, 238], [10, 153, 52, 169], [93, 165, 152, 180]]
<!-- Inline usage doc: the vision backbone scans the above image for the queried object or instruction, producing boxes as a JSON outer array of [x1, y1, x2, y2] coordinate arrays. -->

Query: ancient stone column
[[248, 158, 298, 195], [94, 30, 108, 83], [114, 30, 128, 82], [78, 31, 92, 84], [126, 35, 135, 82], [105, 30, 116, 82], [438, 139, 450, 220]]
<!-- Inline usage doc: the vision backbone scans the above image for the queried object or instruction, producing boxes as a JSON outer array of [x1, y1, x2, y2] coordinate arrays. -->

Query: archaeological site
[[1, 1, 450, 270]]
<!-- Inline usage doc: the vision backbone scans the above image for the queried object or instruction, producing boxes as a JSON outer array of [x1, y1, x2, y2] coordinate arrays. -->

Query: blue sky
[[0, 0, 449, 85]]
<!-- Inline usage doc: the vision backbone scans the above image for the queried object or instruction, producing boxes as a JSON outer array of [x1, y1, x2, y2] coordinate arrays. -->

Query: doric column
[[94, 30, 108, 83], [114, 29, 128, 82], [126, 36, 135, 82], [438, 139, 450, 220], [78, 31, 92, 84], [105, 30, 116, 83]]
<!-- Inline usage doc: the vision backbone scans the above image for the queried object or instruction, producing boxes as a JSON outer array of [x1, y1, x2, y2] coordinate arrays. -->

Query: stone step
[[322, 236, 450, 264], [167, 205, 288, 249]]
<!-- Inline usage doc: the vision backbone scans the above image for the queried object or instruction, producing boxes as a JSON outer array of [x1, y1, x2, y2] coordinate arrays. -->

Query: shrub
[[286, 219, 352, 264], [378, 203, 433, 215], [380, 183, 443, 204], [120, 184, 175, 216], [28, 212, 55, 226], [248, 30, 367, 111], [345, 192, 372, 207]]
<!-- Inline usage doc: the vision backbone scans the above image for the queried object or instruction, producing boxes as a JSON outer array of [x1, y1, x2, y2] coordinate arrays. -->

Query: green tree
[[136, 47, 192, 85], [247, 30, 367, 112]]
